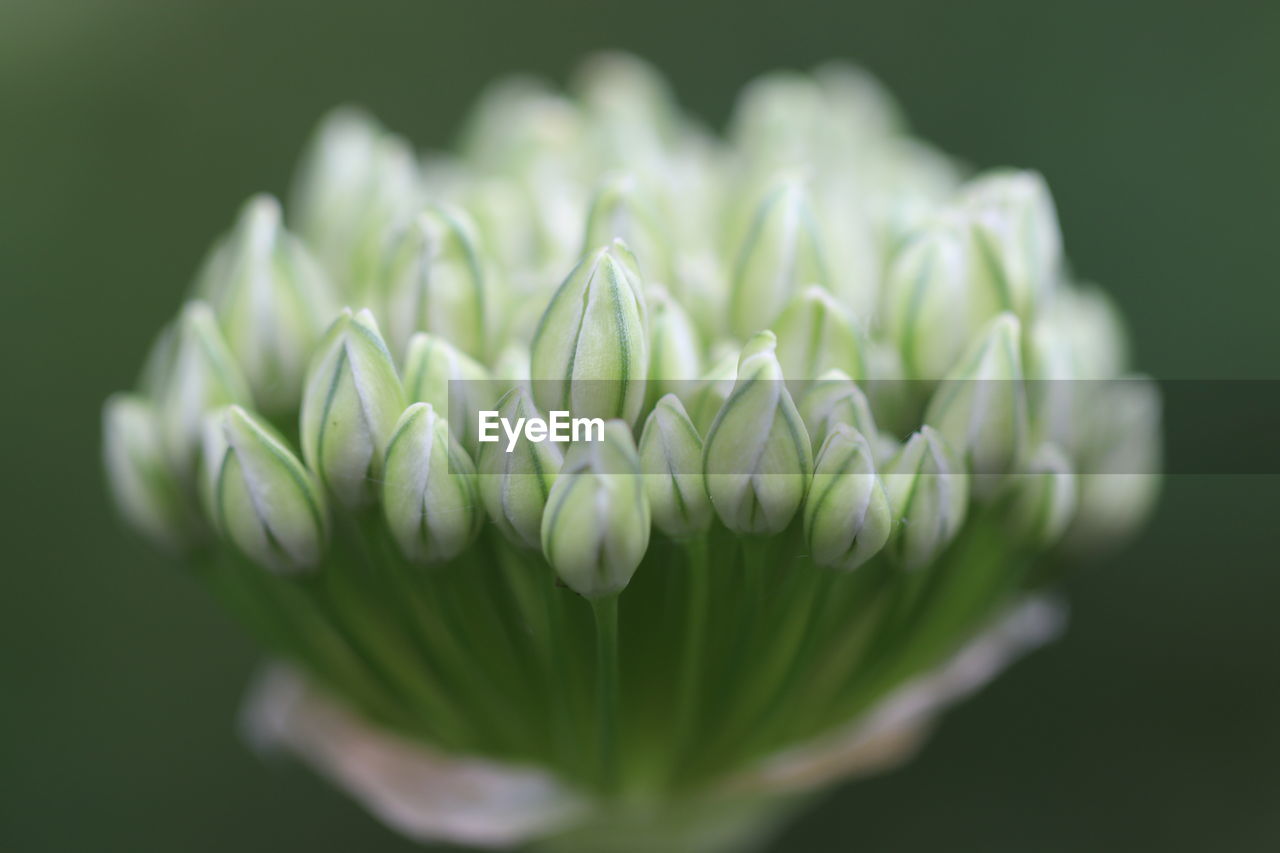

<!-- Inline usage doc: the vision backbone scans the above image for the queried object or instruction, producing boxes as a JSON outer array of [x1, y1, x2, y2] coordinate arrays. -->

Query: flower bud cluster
[[102, 53, 1161, 826]]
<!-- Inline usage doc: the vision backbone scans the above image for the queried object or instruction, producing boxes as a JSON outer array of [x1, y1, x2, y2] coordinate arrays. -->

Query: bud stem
[[670, 538, 710, 781], [592, 594, 621, 793]]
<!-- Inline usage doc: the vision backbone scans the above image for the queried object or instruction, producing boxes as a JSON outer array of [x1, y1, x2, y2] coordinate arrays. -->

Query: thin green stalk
[[668, 537, 710, 782], [592, 594, 621, 793]]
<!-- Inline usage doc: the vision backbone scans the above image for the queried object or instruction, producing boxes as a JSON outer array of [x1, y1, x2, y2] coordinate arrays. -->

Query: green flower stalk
[[103, 53, 1161, 853]]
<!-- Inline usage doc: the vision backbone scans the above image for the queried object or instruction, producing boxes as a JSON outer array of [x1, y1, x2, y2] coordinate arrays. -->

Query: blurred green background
[[3, 0, 1278, 850]]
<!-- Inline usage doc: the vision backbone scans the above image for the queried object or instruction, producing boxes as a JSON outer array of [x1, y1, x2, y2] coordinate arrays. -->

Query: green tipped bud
[[530, 241, 649, 424], [703, 332, 813, 535], [402, 333, 491, 451], [804, 425, 892, 571], [1067, 376, 1162, 551], [290, 108, 420, 297], [639, 395, 712, 539], [197, 195, 337, 415], [542, 421, 651, 599], [573, 52, 680, 163], [202, 405, 327, 574], [646, 284, 702, 404], [103, 395, 199, 550], [924, 313, 1029, 491], [883, 217, 984, 380], [378, 206, 490, 361], [583, 175, 672, 281], [1006, 443, 1077, 548], [729, 181, 831, 338], [300, 309, 406, 510], [382, 403, 482, 565], [492, 344, 532, 385], [961, 170, 1062, 320], [884, 426, 968, 569], [774, 285, 866, 380], [476, 388, 563, 549], [686, 345, 738, 435], [158, 301, 254, 475], [798, 371, 885, 459]]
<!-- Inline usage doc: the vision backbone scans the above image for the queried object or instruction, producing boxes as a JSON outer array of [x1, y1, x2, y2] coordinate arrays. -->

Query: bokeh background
[[3, 0, 1278, 850]]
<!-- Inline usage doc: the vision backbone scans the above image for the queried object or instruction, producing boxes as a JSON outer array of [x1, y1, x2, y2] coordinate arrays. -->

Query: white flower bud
[[1006, 443, 1078, 548], [960, 170, 1062, 321], [102, 395, 198, 550], [1066, 376, 1162, 551], [197, 195, 337, 415], [492, 344, 532, 386], [728, 180, 831, 338], [530, 241, 649, 425], [582, 175, 672, 281], [290, 108, 420, 297], [541, 421, 651, 599], [646, 284, 702, 404], [883, 216, 987, 380], [774, 285, 866, 380], [639, 395, 712, 539], [402, 333, 491, 452], [686, 346, 738, 435], [884, 426, 969, 569], [382, 403, 483, 565], [703, 332, 814, 535], [378, 206, 491, 362], [804, 425, 892, 571], [797, 370, 886, 460], [476, 388, 563, 549], [924, 313, 1029, 492], [300, 308, 406, 510], [202, 405, 327, 574], [157, 301, 254, 476]]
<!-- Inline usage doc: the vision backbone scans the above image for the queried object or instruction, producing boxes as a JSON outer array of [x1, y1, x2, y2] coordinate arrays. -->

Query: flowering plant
[[103, 54, 1159, 852]]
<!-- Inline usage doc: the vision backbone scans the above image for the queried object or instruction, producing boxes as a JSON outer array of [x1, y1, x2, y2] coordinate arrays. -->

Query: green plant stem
[[592, 593, 621, 793], [668, 537, 710, 783]]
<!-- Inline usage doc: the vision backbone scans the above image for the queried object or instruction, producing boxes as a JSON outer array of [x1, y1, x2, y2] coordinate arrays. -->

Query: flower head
[[104, 53, 1160, 853]]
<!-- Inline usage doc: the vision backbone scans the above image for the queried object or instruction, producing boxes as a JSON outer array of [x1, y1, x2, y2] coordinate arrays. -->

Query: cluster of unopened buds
[[104, 54, 1159, 852]]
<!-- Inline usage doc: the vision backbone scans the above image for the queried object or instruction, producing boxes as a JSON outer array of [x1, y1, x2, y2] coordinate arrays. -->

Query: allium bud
[[1006, 443, 1077, 548], [1067, 376, 1162, 550], [300, 308, 406, 510], [582, 175, 672, 281], [202, 405, 327, 574], [884, 426, 968, 570], [798, 371, 885, 459], [541, 421, 651, 599], [196, 195, 337, 415], [492, 344, 532, 385], [804, 425, 892, 571], [924, 313, 1029, 489], [686, 346, 738, 435], [382, 403, 482, 565], [476, 387, 563, 549], [290, 108, 420, 298], [774, 285, 866, 380], [102, 395, 198, 550], [378, 206, 490, 361], [639, 394, 712, 539], [883, 216, 983, 380], [961, 170, 1062, 320], [573, 52, 679, 167], [530, 241, 649, 424], [157, 301, 254, 476], [646, 284, 702, 404], [703, 332, 813, 535], [402, 332, 491, 451], [728, 180, 831, 338]]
